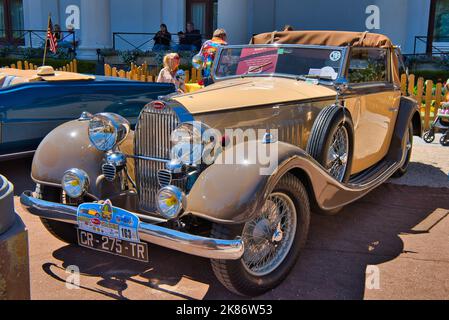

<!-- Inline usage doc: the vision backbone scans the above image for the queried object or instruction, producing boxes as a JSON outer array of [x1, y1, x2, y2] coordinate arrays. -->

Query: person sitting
[[283, 25, 294, 31], [54, 24, 62, 41], [153, 24, 172, 51], [157, 53, 186, 93], [178, 22, 202, 51]]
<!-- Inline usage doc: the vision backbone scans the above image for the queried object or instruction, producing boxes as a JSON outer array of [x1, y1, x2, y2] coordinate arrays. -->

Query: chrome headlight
[[62, 168, 90, 198], [156, 185, 185, 219], [88, 113, 130, 152], [171, 123, 203, 165]]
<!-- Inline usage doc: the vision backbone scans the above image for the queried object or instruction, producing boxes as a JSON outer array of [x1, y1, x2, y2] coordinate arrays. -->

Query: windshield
[[214, 46, 344, 81]]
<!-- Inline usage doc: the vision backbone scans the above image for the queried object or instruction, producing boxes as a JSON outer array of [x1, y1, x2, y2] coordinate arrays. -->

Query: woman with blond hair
[[157, 53, 185, 93]]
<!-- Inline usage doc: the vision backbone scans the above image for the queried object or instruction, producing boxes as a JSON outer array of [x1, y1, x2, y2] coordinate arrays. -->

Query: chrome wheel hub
[[326, 125, 349, 182], [242, 193, 297, 277]]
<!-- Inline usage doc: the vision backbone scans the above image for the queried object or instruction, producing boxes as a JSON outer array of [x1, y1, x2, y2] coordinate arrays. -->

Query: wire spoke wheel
[[326, 125, 349, 182], [241, 192, 297, 277]]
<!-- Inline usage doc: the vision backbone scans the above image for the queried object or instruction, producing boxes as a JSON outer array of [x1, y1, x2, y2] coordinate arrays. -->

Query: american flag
[[47, 18, 58, 54]]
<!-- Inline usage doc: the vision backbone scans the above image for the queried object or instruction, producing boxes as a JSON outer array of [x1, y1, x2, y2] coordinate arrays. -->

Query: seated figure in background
[[153, 24, 172, 51], [178, 22, 202, 51]]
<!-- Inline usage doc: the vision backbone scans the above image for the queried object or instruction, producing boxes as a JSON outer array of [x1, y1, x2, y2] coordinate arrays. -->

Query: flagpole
[[42, 13, 51, 66]]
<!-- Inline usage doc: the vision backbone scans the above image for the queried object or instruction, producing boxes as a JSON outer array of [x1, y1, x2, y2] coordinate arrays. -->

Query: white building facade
[[1, 0, 447, 59]]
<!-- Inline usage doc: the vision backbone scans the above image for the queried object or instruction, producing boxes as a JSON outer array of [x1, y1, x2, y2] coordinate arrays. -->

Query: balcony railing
[[0, 29, 77, 56], [112, 32, 204, 52], [414, 36, 449, 55]]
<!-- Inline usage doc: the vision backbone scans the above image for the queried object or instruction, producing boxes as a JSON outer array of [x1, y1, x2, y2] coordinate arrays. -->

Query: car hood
[[173, 77, 337, 114]]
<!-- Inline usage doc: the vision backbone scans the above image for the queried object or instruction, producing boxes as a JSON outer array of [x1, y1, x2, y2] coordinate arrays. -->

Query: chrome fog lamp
[[61, 168, 90, 198], [156, 185, 185, 219], [88, 113, 130, 152]]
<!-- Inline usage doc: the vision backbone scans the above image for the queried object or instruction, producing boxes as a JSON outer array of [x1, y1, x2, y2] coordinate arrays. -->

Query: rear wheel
[[37, 185, 78, 244], [392, 122, 413, 178], [210, 174, 310, 297], [440, 135, 449, 147]]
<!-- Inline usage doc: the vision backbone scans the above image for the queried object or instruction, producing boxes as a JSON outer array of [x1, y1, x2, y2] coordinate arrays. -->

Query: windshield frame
[[212, 44, 349, 84]]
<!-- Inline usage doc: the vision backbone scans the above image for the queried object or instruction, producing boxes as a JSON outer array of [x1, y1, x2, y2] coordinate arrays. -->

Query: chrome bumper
[[20, 191, 244, 260]]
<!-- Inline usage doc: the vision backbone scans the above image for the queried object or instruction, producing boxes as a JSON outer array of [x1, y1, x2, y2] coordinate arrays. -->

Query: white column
[[22, 0, 60, 47], [217, 0, 249, 45], [77, 0, 111, 60]]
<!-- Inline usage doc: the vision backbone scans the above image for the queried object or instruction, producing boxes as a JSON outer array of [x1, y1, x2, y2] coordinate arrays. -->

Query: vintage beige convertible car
[[20, 31, 421, 296]]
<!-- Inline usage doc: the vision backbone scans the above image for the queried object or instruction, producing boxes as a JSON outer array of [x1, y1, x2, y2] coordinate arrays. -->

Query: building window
[[186, 0, 217, 38], [0, 0, 24, 44], [433, 0, 449, 41]]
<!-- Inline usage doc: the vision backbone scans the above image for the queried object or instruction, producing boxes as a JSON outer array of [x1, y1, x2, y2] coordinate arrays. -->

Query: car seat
[[1, 75, 16, 88]]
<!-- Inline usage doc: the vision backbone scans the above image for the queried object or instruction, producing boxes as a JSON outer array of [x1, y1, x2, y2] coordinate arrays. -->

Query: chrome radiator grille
[[134, 105, 180, 213]]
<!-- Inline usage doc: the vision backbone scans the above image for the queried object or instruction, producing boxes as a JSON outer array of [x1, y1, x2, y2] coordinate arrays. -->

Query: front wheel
[[423, 130, 435, 143], [36, 185, 78, 244], [210, 174, 310, 297]]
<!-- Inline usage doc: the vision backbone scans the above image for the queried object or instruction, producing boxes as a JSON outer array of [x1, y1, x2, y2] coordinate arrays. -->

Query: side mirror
[[192, 54, 204, 70], [334, 77, 349, 95]]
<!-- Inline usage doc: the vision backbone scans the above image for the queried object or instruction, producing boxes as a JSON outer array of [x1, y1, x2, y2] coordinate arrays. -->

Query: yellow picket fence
[[104, 63, 202, 84], [8, 59, 78, 73], [400, 74, 447, 130]]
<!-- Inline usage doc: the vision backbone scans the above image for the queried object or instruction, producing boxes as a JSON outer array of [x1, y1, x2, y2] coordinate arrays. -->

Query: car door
[[346, 47, 400, 174]]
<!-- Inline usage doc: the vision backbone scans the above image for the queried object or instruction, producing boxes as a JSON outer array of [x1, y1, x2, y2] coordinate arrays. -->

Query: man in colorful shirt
[[198, 29, 228, 84]]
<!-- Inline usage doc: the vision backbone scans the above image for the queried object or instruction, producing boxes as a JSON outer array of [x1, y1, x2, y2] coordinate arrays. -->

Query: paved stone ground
[[1, 137, 449, 300], [389, 135, 449, 189]]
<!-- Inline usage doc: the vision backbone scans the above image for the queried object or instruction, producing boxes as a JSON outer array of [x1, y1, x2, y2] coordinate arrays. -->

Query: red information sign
[[236, 48, 279, 75]]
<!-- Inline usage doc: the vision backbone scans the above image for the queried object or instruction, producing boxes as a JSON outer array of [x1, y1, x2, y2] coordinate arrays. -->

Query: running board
[[349, 160, 397, 186]]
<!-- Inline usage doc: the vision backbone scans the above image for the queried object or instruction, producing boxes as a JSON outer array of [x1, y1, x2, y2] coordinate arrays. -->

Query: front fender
[[185, 141, 346, 224], [31, 120, 133, 198]]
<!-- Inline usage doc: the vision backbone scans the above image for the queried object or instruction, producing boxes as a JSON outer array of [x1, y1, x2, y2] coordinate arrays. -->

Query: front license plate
[[77, 200, 140, 242], [77, 229, 149, 263]]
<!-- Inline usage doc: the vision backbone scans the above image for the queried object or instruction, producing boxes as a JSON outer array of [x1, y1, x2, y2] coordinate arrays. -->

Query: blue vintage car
[[0, 67, 174, 160]]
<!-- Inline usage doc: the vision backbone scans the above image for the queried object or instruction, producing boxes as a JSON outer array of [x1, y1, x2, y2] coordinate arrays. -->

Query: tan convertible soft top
[[251, 30, 400, 85], [250, 30, 394, 48]]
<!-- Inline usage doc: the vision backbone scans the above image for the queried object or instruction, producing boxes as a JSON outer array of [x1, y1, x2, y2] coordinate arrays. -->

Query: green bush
[[410, 69, 449, 84]]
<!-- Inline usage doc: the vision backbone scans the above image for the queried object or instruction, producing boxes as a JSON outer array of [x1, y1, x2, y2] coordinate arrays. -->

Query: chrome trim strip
[[0, 150, 35, 161], [20, 191, 244, 260], [126, 154, 170, 163]]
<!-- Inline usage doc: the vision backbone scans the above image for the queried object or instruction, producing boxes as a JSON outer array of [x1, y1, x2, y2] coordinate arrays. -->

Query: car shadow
[[388, 161, 449, 188], [261, 182, 449, 300], [44, 242, 226, 300], [0, 157, 34, 195], [42, 181, 449, 300]]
